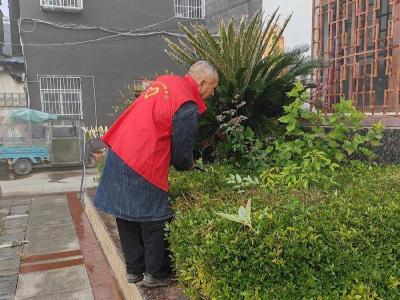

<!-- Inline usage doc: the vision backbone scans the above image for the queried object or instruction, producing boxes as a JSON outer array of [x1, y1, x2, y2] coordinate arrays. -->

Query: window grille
[[0, 93, 27, 107], [40, 0, 83, 11], [39, 76, 83, 119], [133, 79, 152, 91], [174, 0, 205, 19]]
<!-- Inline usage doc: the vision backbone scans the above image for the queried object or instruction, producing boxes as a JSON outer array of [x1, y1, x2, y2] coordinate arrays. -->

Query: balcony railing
[[0, 93, 27, 108], [40, 0, 83, 12], [174, 0, 205, 19]]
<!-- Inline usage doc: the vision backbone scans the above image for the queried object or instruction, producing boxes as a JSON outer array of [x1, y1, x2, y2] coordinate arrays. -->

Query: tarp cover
[[1, 109, 58, 124]]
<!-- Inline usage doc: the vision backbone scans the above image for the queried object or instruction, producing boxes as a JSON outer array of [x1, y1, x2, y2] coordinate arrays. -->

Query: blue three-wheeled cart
[[0, 108, 89, 175]]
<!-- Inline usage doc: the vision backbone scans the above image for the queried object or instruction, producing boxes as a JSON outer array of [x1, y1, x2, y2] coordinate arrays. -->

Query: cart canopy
[[1, 109, 58, 124]]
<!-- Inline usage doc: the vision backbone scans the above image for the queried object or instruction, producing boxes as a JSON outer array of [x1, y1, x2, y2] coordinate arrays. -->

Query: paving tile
[[0, 208, 10, 217], [0, 199, 13, 209], [30, 195, 67, 211], [0, 268, 19, 276], [0, 274, 18, 298], [16, 288, 94, 300], [0, 258, 20, 271], [15, 265, 92, 298], [28, 209, 72, 228], [28, 196, 71, 228], [0, 246, 23, 258], [0, 200, 11, 220], [10, 205, 30, 215], [12, 198, 32, 206], [2, 227, 26, 234], [4, 217, 29, 229], [0, 253, 21, 261], [0, 232, 26, 243], [24, 224, 79, 255]]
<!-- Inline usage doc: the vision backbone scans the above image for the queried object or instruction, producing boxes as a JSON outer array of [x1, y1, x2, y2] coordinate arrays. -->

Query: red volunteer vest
[[102, 74, 207, 192]]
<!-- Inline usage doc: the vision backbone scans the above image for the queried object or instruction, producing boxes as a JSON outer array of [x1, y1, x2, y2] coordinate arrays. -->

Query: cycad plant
[[165, 9, 320, 158]]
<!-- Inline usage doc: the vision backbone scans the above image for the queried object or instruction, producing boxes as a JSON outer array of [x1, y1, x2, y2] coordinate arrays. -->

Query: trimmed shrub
[[168, 164, 400, 299]]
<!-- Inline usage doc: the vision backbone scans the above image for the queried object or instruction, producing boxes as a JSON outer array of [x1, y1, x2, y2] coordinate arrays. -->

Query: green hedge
[[168, 164, 400, 299]]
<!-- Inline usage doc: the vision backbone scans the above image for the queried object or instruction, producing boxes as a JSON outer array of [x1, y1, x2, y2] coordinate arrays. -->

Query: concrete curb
[[83, 192, 143, 300]]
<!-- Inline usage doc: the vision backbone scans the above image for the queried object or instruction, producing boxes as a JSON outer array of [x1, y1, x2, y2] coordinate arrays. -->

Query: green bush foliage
[[168, 164, 400, 299], [261, 82, 384, 191]]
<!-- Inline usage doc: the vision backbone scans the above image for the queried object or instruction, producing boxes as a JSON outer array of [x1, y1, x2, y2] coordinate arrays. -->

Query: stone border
[[83, 192, 143, 300]]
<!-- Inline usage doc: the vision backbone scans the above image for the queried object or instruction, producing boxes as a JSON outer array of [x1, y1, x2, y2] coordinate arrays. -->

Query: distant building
[[264, 24, 285, 57], [0, 0, 26, 108], [2, 0, 261, 126]]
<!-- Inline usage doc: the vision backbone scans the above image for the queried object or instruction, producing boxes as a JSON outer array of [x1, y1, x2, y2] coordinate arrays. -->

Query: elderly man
[[94, 61, 219, 288]]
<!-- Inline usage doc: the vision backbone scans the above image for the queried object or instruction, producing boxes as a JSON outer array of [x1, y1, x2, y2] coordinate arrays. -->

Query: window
[[39, 76, 83, 119], [40, 0, 83, 12], [0, 93, 27, 107], [174, 0, 205, 19], [132, 79, 152, 91]]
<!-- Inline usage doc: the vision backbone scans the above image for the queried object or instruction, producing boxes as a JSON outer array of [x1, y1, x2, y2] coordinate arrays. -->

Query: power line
[[94, 0, 256, 45], [0, 0, 216, 46], [0, 0, 258, 47], [152, 0, 255, 33]]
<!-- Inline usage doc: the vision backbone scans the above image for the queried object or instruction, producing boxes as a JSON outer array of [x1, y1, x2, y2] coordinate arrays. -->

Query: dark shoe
[[127, 273, 144, 283], [142, 273, 176, 288]]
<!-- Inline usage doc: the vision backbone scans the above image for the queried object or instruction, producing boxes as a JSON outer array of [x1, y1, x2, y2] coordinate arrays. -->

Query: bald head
[[188, 61, 219, 99], [188, 61, 219, 82]]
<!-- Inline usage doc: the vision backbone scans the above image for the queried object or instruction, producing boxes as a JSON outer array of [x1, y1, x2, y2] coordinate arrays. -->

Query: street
[[0, 163, 99, 197]]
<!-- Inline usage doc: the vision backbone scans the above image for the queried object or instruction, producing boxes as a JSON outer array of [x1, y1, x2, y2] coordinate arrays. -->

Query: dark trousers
[[116, 218, 172, 278]]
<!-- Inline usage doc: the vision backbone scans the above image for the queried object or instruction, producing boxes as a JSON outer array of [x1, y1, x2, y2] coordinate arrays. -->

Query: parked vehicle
[[0, 108, 93, 175]]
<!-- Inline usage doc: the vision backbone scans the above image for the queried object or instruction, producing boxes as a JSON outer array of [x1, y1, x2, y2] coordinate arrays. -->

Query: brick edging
[[66, 193, 123, 300]]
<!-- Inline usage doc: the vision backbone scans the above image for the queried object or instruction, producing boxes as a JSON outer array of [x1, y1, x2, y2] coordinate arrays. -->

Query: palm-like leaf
[[165, 8, 320, 152]]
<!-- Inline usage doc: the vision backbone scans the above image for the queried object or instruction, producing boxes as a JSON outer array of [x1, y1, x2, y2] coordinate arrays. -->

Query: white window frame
[[174, 0, 205, 19], [132, 79, 152, 91], [39, 75, 83, 120], [40, 0, 83, 12]]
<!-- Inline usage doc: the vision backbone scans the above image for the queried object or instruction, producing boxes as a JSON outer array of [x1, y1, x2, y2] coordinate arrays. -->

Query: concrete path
[[0, 165, 99, 197], [0, 193, 121, 300]]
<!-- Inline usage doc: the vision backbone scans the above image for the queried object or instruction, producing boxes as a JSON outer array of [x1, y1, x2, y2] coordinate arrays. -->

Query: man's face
[[198, 76, 219, 100]]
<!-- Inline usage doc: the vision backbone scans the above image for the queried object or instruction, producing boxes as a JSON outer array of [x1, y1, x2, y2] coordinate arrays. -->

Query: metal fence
[[0, 93, 27, 108], [40, 0, 83, 10], [39, 76, 83, 120], [312, 0, 400, 115], [174, 0, 205, 19]]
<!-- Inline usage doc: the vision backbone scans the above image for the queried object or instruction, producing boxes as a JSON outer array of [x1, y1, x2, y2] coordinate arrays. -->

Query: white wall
[[0, 70, 24, 93], [263, 0, 313, 52]]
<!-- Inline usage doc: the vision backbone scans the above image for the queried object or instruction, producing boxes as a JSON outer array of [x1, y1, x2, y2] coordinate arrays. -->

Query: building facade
[[6, 0, 261, 126], [0, 0, 26, 108], [312, 0, 400, 116]]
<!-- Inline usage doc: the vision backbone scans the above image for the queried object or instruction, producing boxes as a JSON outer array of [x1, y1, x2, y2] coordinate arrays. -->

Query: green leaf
[[238, 206, 247, 220], [335, 152, 345, 162], [235, 174, 242, 183], [215, 212, 243, 224], [353, 134, 365, 145], [287, 120, 296, 132]]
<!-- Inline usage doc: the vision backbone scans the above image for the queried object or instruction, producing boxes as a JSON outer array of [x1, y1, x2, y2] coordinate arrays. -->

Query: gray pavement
[[15, 266, 93, 300], [0, 166, 99, 197], [0, 194, 95, 300], [0, 165, 124, 300]]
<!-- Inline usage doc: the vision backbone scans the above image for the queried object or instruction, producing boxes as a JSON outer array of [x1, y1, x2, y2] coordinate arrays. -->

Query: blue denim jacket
[[93, 102, 198, 221]]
